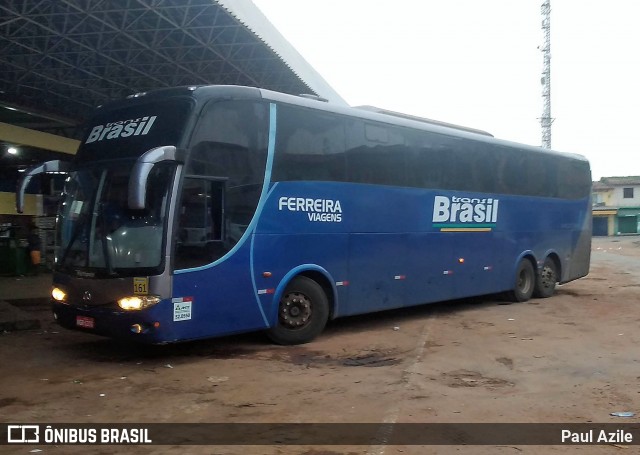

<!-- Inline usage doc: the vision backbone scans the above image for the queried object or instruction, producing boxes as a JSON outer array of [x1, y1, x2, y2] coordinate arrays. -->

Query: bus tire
[[266, 276, 329, 345], [533, 257, 558, 298], [508, 259, 535, 302]]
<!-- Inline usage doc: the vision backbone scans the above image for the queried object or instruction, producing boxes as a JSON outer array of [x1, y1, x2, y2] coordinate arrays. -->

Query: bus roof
[[352, 105, 494, 137], [255, 86, 588, 164], [94, 84, 589, 165]]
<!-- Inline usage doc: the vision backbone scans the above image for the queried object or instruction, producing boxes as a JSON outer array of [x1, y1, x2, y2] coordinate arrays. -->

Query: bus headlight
[[117, 295, 161, 311], [52, 287, 67, 302]]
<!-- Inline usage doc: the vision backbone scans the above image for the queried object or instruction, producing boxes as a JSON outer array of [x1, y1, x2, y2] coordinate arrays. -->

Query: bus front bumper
[[52, 301, 169, 343]]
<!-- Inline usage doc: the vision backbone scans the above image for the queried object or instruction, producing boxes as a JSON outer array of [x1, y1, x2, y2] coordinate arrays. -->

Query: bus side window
[[175, 100, 268, 270], [187, 101, 268, 187], [469, 143, 497, 194], [444, 143, 474, 191], [272, 105, 347, 182], [345, 120, 407, 187], [406, 130, 454, 190], [557, 160, 591, 199], [524, 154, 550, 197], [496, 149, 526, 195], [406, 146, 443, 189], [407, 132, 498, 195]]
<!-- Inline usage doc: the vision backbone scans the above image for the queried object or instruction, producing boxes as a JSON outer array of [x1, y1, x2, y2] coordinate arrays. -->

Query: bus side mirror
[[129, 145, 185, 210], [16, 160, 70, 213]]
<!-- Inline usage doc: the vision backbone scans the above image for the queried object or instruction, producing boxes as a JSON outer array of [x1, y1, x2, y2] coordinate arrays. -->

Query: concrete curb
[[0, 300, 43, 332]]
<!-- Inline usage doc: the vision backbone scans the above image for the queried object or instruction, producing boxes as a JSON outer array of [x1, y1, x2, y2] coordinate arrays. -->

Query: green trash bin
[[0, 239, 29, 276], [16, 245, 29, 275]]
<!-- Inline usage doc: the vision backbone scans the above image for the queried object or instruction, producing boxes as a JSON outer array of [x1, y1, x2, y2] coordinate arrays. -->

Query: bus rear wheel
[[533, 257, 558, 298], [266, 276, 329, 345], [508, 259, 535, 302]]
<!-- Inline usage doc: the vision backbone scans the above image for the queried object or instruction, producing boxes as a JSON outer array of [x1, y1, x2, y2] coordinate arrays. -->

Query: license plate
[[76, 315, 95, 329]]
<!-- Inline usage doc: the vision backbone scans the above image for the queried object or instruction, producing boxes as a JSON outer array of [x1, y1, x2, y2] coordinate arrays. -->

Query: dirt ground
[[1, 236, 639, 454]]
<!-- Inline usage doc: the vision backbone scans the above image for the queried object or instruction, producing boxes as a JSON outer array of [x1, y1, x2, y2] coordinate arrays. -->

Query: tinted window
[[346, 120, 407, 186], [469, 143, 498, 194], [406, 129, 589, 199], [524, 153, 554, 197], [186, 101, 268, 187], [176, 100, 268, 269], [273, 105, 347, 182], [406, 132, 487, 192], [495, 147, 526, 195], [272, 104, 591, 199], [556, 159, 592, 199], [174, 178, 226, 270]]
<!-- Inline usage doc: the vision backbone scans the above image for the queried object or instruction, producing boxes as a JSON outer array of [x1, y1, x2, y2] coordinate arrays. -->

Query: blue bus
[[17, 85, 592, 345]]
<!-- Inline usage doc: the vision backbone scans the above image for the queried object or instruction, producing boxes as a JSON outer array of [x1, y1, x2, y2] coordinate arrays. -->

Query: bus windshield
[[56, 162, 174, 277]]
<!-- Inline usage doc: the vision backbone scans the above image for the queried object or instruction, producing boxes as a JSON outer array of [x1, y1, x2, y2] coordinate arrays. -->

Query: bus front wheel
[[266, 276, 329, 345], [533, 257, 558, 298], [508, 259, 535, 302]]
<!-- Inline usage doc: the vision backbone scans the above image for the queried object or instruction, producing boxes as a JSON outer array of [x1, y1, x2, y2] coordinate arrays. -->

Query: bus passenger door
[[175, 177, 226, 269]]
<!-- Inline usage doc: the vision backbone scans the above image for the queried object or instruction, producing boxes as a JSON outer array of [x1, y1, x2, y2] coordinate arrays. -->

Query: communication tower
[[540, 0, 553, 148]]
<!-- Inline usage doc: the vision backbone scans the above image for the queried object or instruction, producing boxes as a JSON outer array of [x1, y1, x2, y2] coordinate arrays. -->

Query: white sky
[[252, 0, 640, 181]]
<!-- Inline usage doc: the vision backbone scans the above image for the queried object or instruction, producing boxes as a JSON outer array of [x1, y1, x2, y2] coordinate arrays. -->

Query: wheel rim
[[279, 291, 312, 329], [539, 265, 556, 290], [518, 267, 532, 294]]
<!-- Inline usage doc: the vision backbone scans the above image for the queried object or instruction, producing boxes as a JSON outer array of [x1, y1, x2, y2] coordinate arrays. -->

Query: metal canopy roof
[[0, 0, 346, 179], [0, 0, 343, 139]]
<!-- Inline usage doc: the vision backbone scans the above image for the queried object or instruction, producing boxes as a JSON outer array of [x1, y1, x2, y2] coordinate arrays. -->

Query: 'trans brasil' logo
[[432, 195, 499, 232]]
